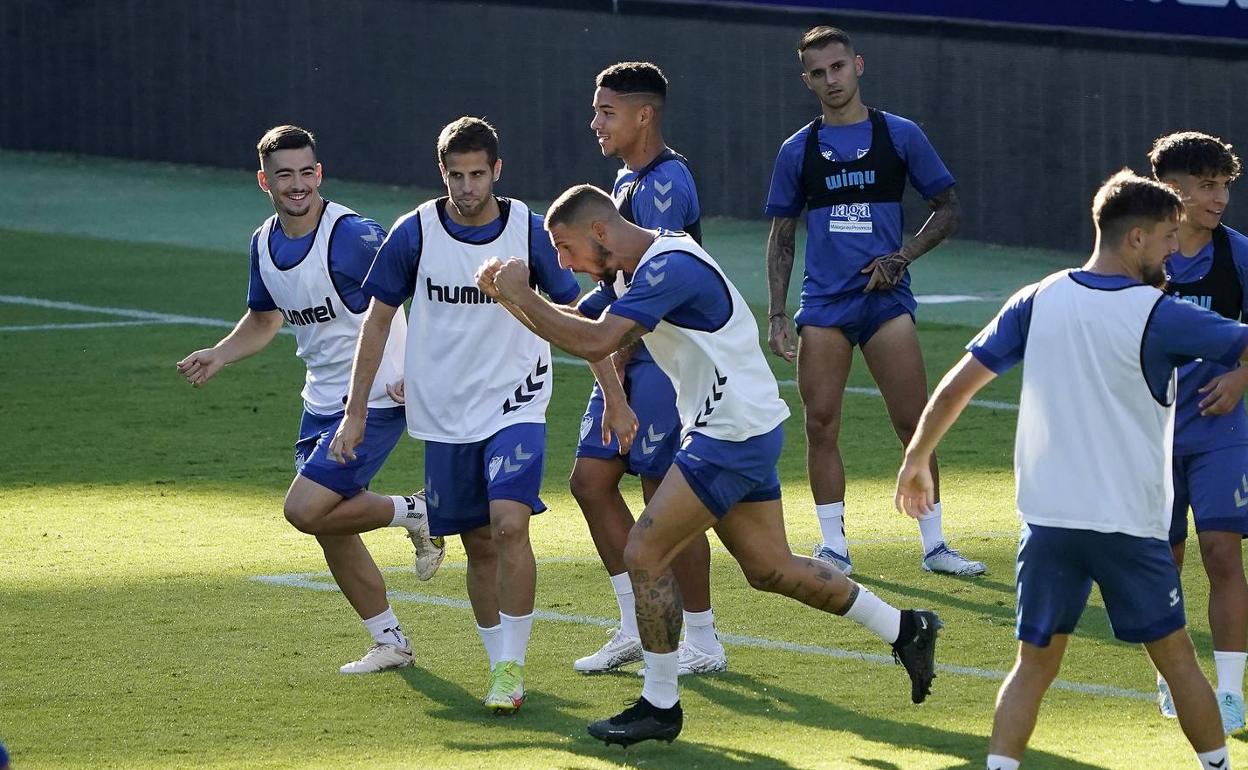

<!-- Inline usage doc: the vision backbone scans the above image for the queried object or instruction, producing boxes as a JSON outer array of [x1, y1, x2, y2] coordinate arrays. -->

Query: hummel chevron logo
[[693, 369, 727, 428], [653, 180, 673, 195], [639, 424, 667, 456], [514, 444, 534, 461], [645, 256, 668, 288], [503, 359, 549, 413], [654, 196, 672, 213], [361, 227, 381, 244]]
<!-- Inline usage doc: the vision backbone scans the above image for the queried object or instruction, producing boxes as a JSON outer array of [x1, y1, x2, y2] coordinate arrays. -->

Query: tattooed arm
[[862, 186, 962, 292], [766, 216, 799, 362]]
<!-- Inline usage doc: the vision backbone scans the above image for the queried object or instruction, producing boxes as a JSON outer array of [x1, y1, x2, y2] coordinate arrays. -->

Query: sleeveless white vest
[[620, 234, 790, 442], [404, 198, 553, 442], [1016, 271, 1174, 540], [257, 201, 406, 415]]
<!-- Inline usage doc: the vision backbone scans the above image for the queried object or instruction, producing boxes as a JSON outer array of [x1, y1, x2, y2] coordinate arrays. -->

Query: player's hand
[[768, 314, 796, 362], [861, 252, 910, 292], [328, 413, 366, 464], [603, 400, 639, 455], [894, 454, 935, 519], [1198, 366, 1248, 416], [385, 378, 406, 405], [176, 348, 226, 387], [492, 258, 532, 301], [475, 257, 505, 299]]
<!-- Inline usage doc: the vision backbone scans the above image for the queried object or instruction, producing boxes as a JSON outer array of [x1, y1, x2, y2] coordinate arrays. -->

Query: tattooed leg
[[628, 566, 683, 653]]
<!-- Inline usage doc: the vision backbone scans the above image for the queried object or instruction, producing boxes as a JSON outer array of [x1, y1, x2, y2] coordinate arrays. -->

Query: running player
[[330, 117, 580, 714], [1150, 131, 1248, 734], [765, 26, 983, 576], [896, 170, 1240, 770], [478, 184, 941, 746], [176, 125, 443, 675], [572, 61, 726, 676]]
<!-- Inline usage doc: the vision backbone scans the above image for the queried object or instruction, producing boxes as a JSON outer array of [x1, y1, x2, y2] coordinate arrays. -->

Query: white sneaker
[[574, 628, 643, 673], [405, 490, 445, 581], [813, 544, 853, 576], [339, 642, 414, 674], [637, 640, 729, 677], [921, 542, 987, 576]]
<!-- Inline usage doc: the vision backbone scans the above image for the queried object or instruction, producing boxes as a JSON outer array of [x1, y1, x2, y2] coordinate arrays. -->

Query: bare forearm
[[899, 187, 961, 263], [214, 310, 283, 363], [590, 356, 627, 406], [508, 289, 619, 361], [343, 301, 397, 416], [766, 218, 798, 316]]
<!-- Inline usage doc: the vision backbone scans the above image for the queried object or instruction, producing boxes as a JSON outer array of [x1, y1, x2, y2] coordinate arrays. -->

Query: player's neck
[[276, 195, 324, 239], [621, 132, 667, 172], [1083, 250, 1141, 282], [446, 195, 500, 227], [1177, 218, 1214, 258], [821, 98, 868, 126]]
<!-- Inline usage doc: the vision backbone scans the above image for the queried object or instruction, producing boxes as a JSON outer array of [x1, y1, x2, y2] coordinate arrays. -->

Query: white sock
[[389, 495, 425, 528], [816, 501, 848, 554], [1214, 650, 1246, 696], [683, 609, 721, 651], [499, 611, 534, 666], [1196, 746, 1230, 770], [611, 572, 640, 638], [986, 755, 1020, 770], [842, 585, 902, 644], [362, 606, 409, 648], [640, 650, 680, 708], [477, 623, 503, 669], [918, 501, 945, 554]]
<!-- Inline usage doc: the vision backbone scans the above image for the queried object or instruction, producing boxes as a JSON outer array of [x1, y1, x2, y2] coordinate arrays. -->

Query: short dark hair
[[1092, 168, 1183, 243], [437, 117, 499, 166], [596, 61, 667, 101], [545, 184, 620, 230], [798, 26, 854, 57], [257, 125, 315, 161], [1149, 131, 1241, 181]]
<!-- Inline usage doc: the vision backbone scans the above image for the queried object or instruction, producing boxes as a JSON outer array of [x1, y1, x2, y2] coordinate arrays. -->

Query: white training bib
[[257, 201, 406, 415]]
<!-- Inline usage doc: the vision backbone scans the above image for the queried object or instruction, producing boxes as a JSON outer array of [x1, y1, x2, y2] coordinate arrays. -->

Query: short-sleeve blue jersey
[[594, 248, 732, 332], [1166, 226, 1248, 454], [362, 199, 580, 308], [247, 213, 386, 314], [577, 157, 703, 364], [968, 271, 1248, 402], [764, 111, 954, 303]]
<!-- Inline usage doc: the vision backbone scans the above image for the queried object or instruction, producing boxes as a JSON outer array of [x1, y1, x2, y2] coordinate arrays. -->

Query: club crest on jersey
[[488, 456, 504, 481], [579, 414, 594, 442], [280, 296, 338, 326]]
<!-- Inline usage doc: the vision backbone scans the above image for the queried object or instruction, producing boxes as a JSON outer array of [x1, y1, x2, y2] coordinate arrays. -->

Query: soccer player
[[329, 117, 580, 713], [895, 170, 1242, 770], [765, 25, 984, 576], [1149, 131, 1248, 734], [176, 125, 444, 675], [571, 61, 726, 676], [477, 184, 942, 746]]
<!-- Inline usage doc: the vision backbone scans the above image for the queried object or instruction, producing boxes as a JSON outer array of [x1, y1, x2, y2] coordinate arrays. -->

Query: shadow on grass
[[397, 665, 804, 769]]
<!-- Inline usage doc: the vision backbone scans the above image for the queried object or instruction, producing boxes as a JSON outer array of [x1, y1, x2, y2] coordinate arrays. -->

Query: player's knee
[[490, 512, 531, 549], [623, 531, 660, 575], [568, 466, 603, 506], [889, 414, 921, 443], [1202, 541, 1247, 585], [741, 561, 780, 593], [283, 501, 321, 534], [803, 405, 842, 442]]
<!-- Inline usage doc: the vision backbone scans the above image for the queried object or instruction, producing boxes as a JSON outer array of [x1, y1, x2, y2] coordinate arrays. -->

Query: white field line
[[0, 294, 1019, 413], [252, 568, 1151, 703], [0, 320, 177, 332]]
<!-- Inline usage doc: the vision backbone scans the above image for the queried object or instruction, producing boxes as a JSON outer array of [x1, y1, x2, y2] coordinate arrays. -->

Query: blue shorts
[[1015, 523, 1185, 647], [673, 425, 784, 519], [423, 422, 547, 537], [1169, 445, 1248, 544], [576, 359, 681, 478], [794, 287, 916, 347], [295, 406, 406, 498]]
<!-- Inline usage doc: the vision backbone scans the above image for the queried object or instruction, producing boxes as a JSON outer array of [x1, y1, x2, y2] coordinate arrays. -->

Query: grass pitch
[[1, 151, 1243, 769]]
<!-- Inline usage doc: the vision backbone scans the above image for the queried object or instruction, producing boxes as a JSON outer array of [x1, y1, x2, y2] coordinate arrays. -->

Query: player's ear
[[855, 54, 865, 77], [315, 162, 323, 185], [493, 158, 502, 183], [257, 169, 269, 193], [591, 220, 608, 242]]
